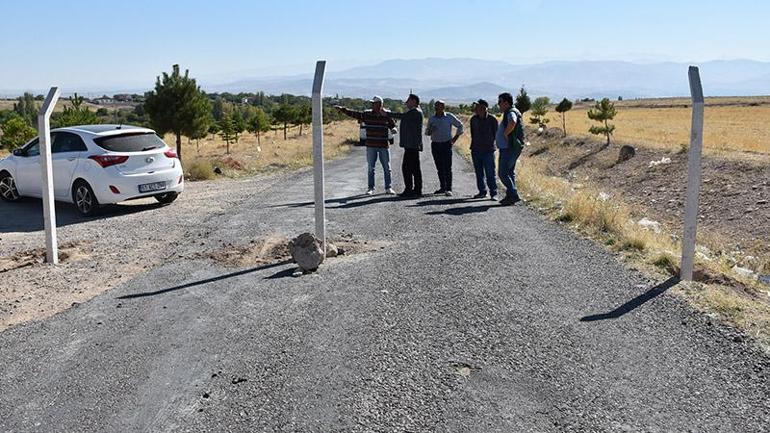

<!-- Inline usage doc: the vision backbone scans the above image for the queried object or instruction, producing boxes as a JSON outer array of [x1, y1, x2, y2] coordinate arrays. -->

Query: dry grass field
[[546, 97, 770, 155], [168, 120, 360, 179]]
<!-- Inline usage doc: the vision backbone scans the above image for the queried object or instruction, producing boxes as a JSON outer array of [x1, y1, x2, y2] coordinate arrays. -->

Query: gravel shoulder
[[1, 143, 769, 432]]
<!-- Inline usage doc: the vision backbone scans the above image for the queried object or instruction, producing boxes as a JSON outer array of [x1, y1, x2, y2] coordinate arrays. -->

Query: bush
[[185, 159, 215, 181]]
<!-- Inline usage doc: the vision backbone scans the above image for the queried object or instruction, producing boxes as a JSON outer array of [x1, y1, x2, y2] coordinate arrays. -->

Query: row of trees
[[516, 91, 616, 146], [1, 65, 618, 153]]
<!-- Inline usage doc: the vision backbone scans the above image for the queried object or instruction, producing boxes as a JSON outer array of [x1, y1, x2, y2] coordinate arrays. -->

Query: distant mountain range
[[205, 58, 770, 102]]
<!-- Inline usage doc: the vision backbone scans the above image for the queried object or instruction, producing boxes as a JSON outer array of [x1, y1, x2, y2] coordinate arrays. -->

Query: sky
[[1, 0, 769, 92]]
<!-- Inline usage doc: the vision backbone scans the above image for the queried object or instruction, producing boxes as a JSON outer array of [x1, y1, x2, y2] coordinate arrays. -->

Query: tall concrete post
[[38, 87, 61, 264], [681, 67, 704, 281], [312, 61, 327, 255]]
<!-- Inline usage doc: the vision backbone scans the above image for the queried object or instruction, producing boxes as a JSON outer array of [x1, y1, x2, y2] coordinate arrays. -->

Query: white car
[[0, 124, 184, 216]]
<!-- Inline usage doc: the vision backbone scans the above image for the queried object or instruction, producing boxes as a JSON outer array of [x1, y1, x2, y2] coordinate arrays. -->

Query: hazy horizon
[[2, 0, 770, 94]]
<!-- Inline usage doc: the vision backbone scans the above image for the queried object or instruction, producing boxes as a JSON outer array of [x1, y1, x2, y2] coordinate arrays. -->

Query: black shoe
[[499, 194, 513, 206], [473, 192, 487, 199], [511, 192, 522, 204], [433, 189, 446, 195], [399, 189, 413, 197]]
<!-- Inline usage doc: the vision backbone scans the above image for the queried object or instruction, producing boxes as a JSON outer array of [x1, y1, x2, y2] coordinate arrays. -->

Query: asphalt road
[[1, 143, 769, 432]]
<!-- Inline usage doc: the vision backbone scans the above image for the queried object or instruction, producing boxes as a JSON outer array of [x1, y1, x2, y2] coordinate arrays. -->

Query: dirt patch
[[0, 241, 92, 273], [198, 233, 389, 268], [527, 127, 770, 260]]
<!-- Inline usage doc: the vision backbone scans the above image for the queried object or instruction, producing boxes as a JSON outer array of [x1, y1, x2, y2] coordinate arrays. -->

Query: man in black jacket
[[387, 94, 424, 198], [469, 99, 499, 199]]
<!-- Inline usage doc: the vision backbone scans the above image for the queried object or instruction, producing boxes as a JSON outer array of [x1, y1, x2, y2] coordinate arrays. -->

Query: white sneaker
[[445, 191, 453, 197], [366, 189, 375, 195], [385, 188, 396, 195]]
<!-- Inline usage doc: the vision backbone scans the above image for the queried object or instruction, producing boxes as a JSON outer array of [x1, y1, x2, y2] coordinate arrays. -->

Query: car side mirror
[[12, 148, 24, 157]]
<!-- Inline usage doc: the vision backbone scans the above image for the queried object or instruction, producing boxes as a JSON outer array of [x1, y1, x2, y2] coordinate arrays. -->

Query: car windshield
[[93, 132, 166, 152]]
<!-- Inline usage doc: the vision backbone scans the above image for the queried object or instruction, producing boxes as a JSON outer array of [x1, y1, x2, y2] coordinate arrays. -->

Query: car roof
[[54, 124, 156, 137]]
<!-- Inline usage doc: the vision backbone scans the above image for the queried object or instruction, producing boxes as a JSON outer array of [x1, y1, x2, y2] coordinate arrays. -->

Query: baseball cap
[[369, 95, 383, 103], [475, 99, 489, 108]]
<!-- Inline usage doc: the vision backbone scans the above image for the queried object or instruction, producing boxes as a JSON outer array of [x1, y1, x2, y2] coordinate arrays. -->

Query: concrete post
[[312, 61, 327, 255], [681, 67, 704, 281], [38, 87, 61, 264]]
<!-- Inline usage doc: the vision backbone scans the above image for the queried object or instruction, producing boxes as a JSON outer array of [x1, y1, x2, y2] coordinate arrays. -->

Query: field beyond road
[[545, 96, 770, 155]]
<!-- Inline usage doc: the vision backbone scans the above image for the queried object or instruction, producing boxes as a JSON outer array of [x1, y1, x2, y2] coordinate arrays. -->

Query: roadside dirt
[[526, 127, 770, 269]]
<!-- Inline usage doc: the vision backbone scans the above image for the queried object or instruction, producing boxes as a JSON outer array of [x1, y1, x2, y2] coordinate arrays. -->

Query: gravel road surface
[[1, 142, 769, 432]]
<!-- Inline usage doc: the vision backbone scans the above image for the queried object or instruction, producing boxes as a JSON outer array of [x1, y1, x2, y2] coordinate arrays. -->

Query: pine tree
[[248, 107, 270, 145], [272, 104, 295, 140], [515, 87, 531, 113], [554, 98, 573, 137], [13, 92, 38, 126], [529, 97, 550, 127], [52, 93, 100, 128], [232, 109, 247, 143], [587, 98, 617, 147], [218, 114, 235, 154], [144, 64, 212, 160]]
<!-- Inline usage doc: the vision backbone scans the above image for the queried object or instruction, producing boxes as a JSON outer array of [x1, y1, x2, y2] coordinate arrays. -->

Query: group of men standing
[[334, 91, 523, 205]]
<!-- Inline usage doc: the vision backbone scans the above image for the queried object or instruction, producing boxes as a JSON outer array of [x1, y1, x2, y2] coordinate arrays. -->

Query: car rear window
[[93, 132, 166, 152]]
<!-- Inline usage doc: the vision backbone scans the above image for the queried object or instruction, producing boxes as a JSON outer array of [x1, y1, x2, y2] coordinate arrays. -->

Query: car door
[[14, 138, 42, 197], [51, 132, 87, 199]]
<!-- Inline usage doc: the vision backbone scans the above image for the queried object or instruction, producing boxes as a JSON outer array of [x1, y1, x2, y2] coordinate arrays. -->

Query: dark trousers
[[402, 148, 422, 193], [431, 141, 453, 191], [471, 150, 497, 195]]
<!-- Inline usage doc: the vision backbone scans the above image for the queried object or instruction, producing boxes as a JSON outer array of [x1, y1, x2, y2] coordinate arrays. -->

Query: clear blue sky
[[1, 0, 768, 92]]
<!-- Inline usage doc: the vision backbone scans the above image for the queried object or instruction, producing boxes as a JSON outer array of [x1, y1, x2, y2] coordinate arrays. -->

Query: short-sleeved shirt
[[426, 113, 464, 143], [496, 110, 517, 150]]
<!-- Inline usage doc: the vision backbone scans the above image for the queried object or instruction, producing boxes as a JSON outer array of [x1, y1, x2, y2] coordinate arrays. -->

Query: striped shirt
[[340, 108, 396, 148]]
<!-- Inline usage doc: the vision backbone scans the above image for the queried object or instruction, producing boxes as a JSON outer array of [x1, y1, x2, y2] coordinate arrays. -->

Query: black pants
[[402, 148, 422, 193], [431, 141, 453, 191]]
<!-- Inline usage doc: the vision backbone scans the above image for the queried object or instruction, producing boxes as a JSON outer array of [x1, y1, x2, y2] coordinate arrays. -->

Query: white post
[[681, 67, 704, 281], [38, 87, 61, 264], [312, 61, 327, 255]]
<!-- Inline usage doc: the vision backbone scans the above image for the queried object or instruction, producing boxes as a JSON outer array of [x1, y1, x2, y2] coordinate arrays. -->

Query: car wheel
[[72, 181, 99, 216], [154, 192, 179, 204], [0, 171, 21, 202]]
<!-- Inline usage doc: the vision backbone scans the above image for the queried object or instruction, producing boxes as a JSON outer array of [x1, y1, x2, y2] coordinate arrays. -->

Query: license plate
[[138, 181, 167, 193]]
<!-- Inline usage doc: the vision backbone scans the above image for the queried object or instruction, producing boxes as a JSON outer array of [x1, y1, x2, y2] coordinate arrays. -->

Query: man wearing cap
[[469, 99, 499, 200], [425, 100, 464, 196], [387, 93, 424, 198], [335, 96, 397, 195]]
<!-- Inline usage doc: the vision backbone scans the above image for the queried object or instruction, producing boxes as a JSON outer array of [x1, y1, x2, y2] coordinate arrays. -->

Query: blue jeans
[[366, 147, 391, 190], [471, 150, 497, 195], [498, 147, 521, 196]]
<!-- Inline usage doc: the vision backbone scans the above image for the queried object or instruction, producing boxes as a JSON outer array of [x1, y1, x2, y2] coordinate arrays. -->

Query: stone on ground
[[289, 233, 325, 272]]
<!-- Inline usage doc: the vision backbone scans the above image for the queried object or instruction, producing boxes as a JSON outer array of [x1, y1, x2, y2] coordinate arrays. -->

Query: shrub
[[185, 159, 215, 181]]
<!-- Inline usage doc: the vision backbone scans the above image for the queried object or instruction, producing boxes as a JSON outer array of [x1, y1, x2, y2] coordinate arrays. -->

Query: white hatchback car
[[0, 124, 184, 216]]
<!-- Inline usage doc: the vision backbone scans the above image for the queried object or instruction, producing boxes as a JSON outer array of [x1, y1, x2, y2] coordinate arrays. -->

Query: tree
[[208, 122, 220, 141], [231, 109, 247, 143], [554, 98, 573, 137], [1, 115, 37, 150], [248, 107, 270, 145], [272, 104, 295, 140], [52, 93, 100, 128], [529, 97, 550, 127], [13, 93, 38, 126], [587, 98, 617, 147], [144, 64, 211, 160], [212, 97, 226, 122], [293, 104, 311, 136], [218, 114, 235, 154], [515, 87, 531, 113]]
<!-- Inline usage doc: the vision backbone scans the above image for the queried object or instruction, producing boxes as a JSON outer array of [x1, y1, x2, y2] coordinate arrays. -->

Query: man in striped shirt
[[335, 96, 397, 195]]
